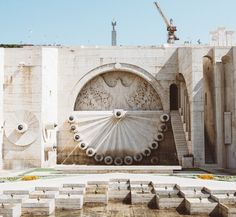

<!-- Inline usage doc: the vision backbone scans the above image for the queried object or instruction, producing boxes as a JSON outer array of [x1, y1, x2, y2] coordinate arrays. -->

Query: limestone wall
[[0, 49, 4, 168]]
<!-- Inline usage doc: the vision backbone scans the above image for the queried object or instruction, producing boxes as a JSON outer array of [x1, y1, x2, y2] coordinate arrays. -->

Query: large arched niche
[[70, 63, 167, 111], [61, 63, 180, 165], [74, 70, 163, 111]]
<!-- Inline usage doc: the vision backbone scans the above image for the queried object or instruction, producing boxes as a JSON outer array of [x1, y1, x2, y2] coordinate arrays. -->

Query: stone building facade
[[0, 45, 235, 169]]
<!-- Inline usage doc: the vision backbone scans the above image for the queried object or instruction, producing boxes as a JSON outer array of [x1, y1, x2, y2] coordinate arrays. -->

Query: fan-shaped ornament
[[4, 110, 39, 146]]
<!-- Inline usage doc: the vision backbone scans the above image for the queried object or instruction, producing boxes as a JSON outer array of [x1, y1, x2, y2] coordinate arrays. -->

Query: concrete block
[[0, 203, 21, 217], [176, 185, 203, 191], [63, 183, 86, 188], [156, 194, 184, 209], [0, 194, 29, 204], [35, 186, 60, 191], [3, 190, 31, 195], [185, 198, 218, 215], [154, 186, 179, 196], [131, 189, 156, 204], [87, 181, 108, 185], [211, 194, 236, 204], [84, 191, 108, 204], [59, 188, 85, 195], [220, 203, 236, 217], [204, 188, 236, 195], [130, 180, 151, 185], [180, 189, 210, 198], [55, 194, 83, 210], [29, 191, 59, 199], [22, 199, 55, 216]]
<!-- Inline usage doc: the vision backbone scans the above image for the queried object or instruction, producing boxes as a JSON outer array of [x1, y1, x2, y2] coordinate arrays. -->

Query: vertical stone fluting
[[214, 62, 225, 168]]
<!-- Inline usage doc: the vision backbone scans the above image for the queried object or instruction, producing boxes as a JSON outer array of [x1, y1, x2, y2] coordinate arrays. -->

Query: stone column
[[191, 51, 205, 167], [229, 47, 236, 168], [214, 62, 225, 168], [41, 48, 58, 167]]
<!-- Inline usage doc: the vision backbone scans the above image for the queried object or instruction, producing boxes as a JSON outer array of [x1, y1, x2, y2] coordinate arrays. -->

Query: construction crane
[[154, 1, 179, 44]]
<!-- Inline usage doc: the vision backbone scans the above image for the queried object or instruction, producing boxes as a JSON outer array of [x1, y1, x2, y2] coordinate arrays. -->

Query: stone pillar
[[214, 62, 225, 168], [41, 48, 58, 167], [191, 51, 205, 167], [0, 48, 4, 169], [229, 47, 236, 168]]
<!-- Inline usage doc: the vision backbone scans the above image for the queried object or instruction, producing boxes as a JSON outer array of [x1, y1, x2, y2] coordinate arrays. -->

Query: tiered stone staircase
[[170, 111, 189, 164]]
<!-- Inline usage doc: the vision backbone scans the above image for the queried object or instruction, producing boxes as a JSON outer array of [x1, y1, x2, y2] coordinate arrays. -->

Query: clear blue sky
[[1, 0, 235, 45]]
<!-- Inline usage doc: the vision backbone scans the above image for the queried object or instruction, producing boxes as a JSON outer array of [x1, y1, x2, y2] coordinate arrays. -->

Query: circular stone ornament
[[79, 142, 88, 150], [150, 141, 159, 150], [133, 153, 143, 162], [160, 113, 170, 122], [73, 133, 80, 142], [94, 153, 104, 162], [86, 148, 95, 157], [70, 124, 78, 133], [104, 156, 113, 165], [124, 156, 133, 165], [114, 157, 123, 165], [68, 115, 77, 124], [156, 132, 164, 141], [4, 110, 39, 146], [142, 148, 151, 157]]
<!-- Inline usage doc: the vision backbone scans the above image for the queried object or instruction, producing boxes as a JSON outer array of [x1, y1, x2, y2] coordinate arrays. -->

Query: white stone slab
[[131, 190, 156, 204], [185, 198, 218, 215], [59, 188, 85, 195], [180, 189, 210, 198], [204, 187, 236, 195], [35, 186, 60, 191], [87, 181, 108, 185], [22, 199, 55, 216], [154, 186, 179, 195], [0, 194, 29, 204], [29, 191, 59, 199], [176, 184, 203, 191], [55, 194, 83, 210], [211, 194, 236, 203], [84, 192, 108, 204], [0, 203, 21, 217], [3, 190, 31, 195], [63, 183, 86, 188], [156, 195, 184, 209]]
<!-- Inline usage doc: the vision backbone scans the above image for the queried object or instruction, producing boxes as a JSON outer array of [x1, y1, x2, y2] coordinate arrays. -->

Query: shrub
[[198, 174, 214, 180], [21, 175, 39, 181]]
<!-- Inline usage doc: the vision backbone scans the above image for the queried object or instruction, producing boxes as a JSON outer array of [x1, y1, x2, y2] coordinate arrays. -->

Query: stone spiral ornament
[[4, 110, 39, 146]]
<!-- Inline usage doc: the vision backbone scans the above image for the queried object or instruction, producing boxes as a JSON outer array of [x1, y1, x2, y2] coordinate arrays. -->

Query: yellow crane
[[154, 1, 179, 44]]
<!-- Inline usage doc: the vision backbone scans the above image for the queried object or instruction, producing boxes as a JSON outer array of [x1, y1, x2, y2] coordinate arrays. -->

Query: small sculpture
[[112, 21, 116, 31]]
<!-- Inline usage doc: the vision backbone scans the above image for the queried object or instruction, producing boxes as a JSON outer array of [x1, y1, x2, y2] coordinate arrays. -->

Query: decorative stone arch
[[70, 62, 168, 111]]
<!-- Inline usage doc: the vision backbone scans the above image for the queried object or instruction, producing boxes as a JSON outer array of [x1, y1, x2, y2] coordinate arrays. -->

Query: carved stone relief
[[74, 71, 162, 111]]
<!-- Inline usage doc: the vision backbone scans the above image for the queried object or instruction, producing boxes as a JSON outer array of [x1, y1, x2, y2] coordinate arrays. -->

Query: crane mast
[[154, 1, 179, 44]]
